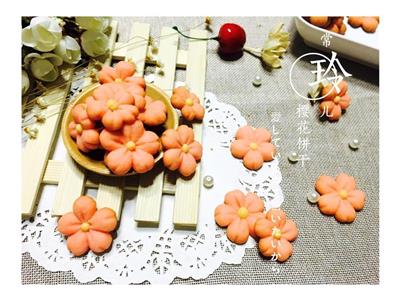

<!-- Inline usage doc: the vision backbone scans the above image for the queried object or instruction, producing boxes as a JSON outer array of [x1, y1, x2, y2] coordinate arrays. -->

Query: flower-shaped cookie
[[255, 208, 298, 262], [58, 195, 117, 256], [348, 17, 379, 33], [98, 61, 146, 109], [171, 86, 205, 121], [307, 17, 346, 35], [86, 83, 138, 131], [100, 121, 160, 175], [160, 125, 202, 177], [230, 126, 276, 170], [320, 80, 351, 121], [68, 103, 100, 152], [315, 173, 366, 223], [138, 95, 167, 127], [214, 190, 265, 244], [99, 61, 136, 84], [326, 17, 346, 35]]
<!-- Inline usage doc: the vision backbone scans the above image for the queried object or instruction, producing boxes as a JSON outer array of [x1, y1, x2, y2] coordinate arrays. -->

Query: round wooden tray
[[61, 83, 178, 176]]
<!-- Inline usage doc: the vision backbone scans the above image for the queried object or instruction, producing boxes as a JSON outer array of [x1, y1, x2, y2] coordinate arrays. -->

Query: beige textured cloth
[[21, 17, 379, 284]]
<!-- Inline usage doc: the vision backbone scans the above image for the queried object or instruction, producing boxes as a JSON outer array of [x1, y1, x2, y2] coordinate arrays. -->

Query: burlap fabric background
[[21, 17, 379, 284]]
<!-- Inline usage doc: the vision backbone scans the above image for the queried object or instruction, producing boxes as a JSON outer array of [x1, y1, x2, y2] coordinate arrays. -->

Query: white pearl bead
[[307, 191, 319, 204], [203, 175, 214, 188], [288, 151, 299, 163], [252, 75, 262, 87], [349, 139, 360, 150]]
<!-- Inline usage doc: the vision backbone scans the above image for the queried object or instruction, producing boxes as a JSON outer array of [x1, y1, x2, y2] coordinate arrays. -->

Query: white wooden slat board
[[113, 42, 187, 69], [51, 21, 119, 217], [43, 159, 177, 194], [173, 29, 208, 229], [134, 27, 179, 225], [22, 69, 74, 218], [95, 22, 150, 217]]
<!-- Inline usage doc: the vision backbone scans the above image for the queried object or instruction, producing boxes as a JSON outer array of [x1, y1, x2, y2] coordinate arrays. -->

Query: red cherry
[[217, 23, 246, 55]]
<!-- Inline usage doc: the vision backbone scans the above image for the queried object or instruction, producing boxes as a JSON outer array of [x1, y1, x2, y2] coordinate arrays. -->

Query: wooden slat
[[95, 22, 150, 217], [113, 42, 187, 69], [173, 29, 208, 229], [21, 69, 74, 218], [52, 155, 86, 216], [42, 159, 176, 194], [135, 27, 179, 225], [51, 20, 119, 217]]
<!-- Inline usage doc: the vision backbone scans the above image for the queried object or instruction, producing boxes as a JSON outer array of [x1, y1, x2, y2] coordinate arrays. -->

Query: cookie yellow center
[[107, 99, 118, 111], [80, 222, 90, 232], [339, 190, 348, 199], [334, 96, 341, 104], [237, 207, 249, 219], [272, 227, 282, 240], [115, 78, 123, 83], [75, 124, 83, 134], [249, 142, 258, 150], [181, 144, 190, 153], [185, 98, 194, 106], [126, 141, 136, 151]]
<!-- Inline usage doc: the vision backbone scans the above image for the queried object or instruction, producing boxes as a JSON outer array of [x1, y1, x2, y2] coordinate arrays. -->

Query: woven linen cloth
[[21, 16, 379, 284]]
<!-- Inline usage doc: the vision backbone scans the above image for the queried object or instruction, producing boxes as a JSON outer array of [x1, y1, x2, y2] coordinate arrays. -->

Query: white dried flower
[[75, 17, 111, 32], [21, 17, 62, 52], [81, 30, 109, 57], [261, 23, 290, 68], [54, 35, 81, 64], [24, 53, 63, 82]]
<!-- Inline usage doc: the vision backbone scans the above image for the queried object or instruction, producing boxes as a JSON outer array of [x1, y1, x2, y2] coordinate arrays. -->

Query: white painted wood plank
[[95, 22, 150, 216], [51, 21, 119, 217], [42, 159, 176, 194], [22, 69, 74, 218], [173, 29, 207, 229], [135, 26, 179, 225], [51, 155, 86, 216], [113, 42, 187, 69]]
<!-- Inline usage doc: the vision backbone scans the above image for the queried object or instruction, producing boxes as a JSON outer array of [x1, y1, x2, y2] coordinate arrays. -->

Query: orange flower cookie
[[255, 208, 298, 262], [315, 173, 366, 223], [320, 80, 351, 121], [86, 83, 138, 131], [100, 121, 160, 175], [98, 61, 146, 109], [68, 103, 100, 153], [138, 95, 167, 126], [171, 86, 205, 121], [160, 125, 202, 177], [307, 17, 346, 35], [58, 195, 118, 256], [214, 190, 265, 245], [230, 126, 276, 170], [348, 17, 379, 33]]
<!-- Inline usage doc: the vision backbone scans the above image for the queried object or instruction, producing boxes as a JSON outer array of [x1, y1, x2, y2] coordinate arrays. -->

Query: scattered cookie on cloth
[[315, 173, 366, 223], [255, 208, 298, 262], [319, 80, 351, 122], [58, 196, 118, 256], [230, 125, 276, 170], [214, 190, 265, 244]]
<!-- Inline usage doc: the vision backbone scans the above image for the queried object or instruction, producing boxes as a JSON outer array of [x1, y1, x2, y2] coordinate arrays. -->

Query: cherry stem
[[172, 26, 218, 41]]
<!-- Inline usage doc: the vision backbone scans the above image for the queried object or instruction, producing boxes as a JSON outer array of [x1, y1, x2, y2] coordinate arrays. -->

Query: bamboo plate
[[61, 82, 179, 176]]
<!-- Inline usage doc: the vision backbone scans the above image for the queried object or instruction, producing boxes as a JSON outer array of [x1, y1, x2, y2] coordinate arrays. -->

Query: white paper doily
[[21, 88, 284, 284]]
